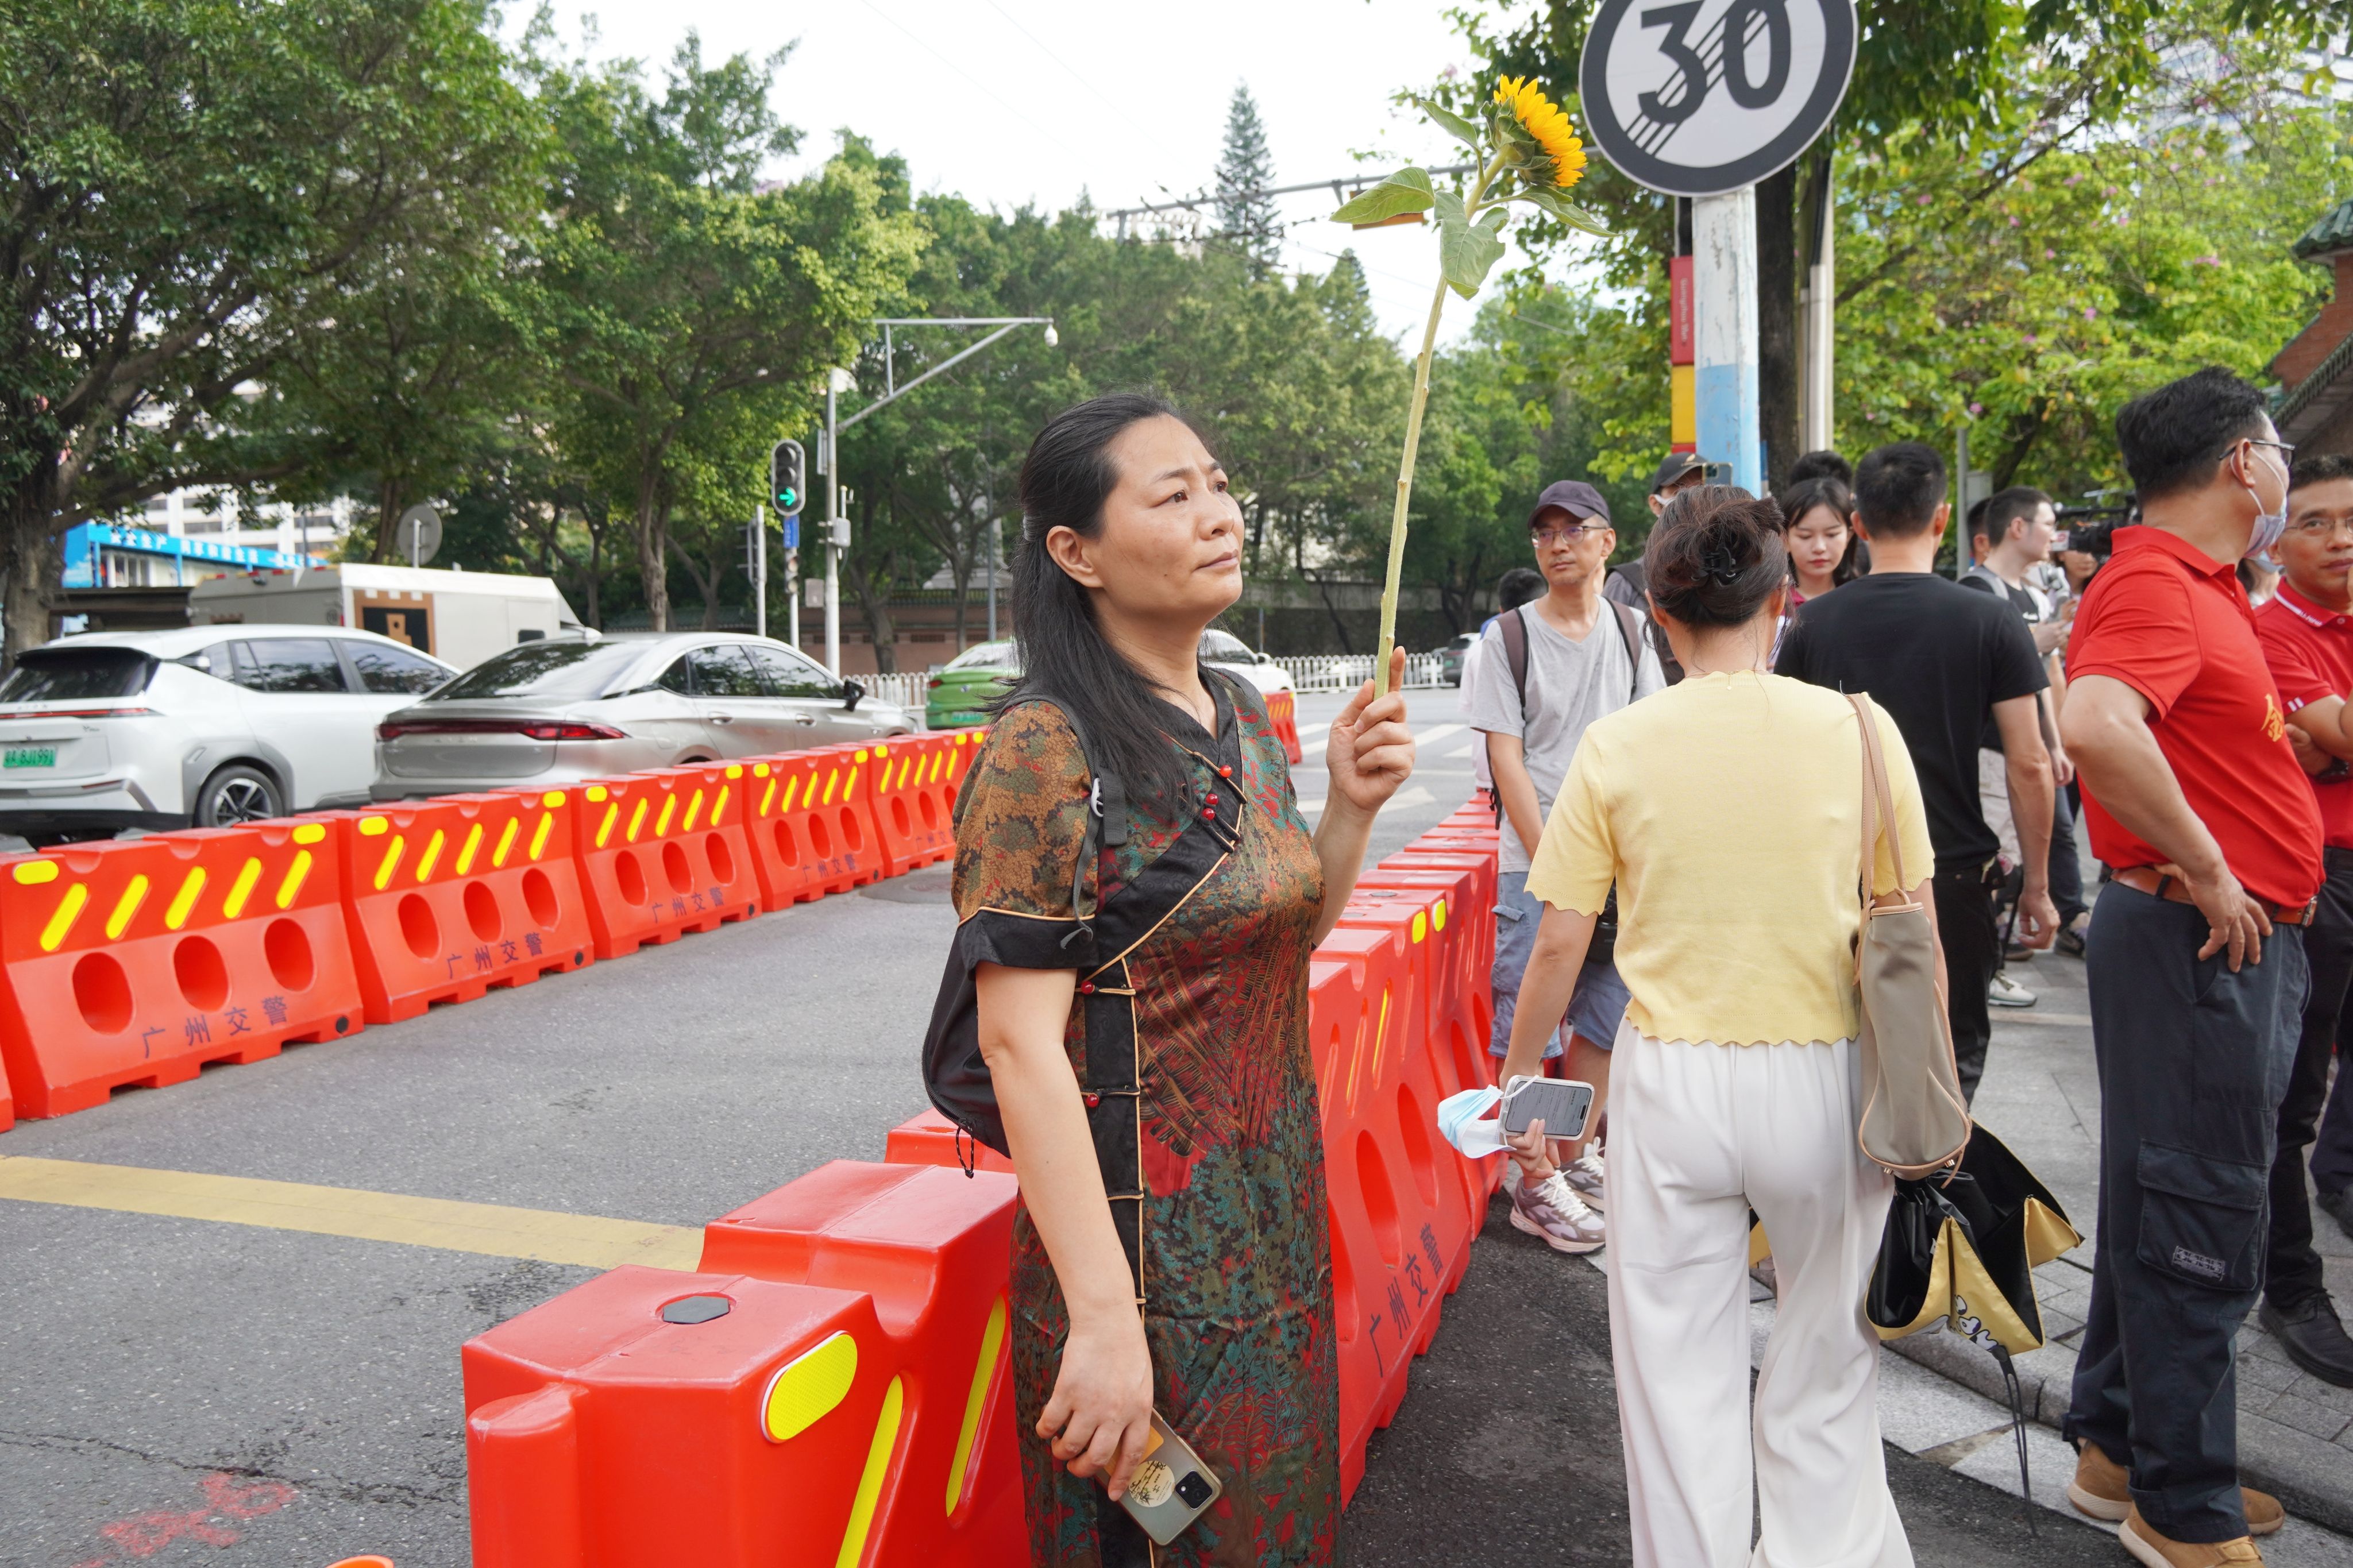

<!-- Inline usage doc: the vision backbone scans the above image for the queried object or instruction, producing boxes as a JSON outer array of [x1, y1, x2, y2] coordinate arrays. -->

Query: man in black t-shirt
[[1776, 442, 2058, 1100]]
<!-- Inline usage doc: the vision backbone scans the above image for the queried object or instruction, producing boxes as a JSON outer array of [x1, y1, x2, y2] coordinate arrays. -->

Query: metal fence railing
[[860, 670, 931, 723], [1271, 653, 1446, 693]]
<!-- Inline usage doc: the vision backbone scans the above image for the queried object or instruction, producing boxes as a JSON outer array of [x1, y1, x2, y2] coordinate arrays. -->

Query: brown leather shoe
[[2121, 1509, 2262, 1566], [2067, 1443, 2284, 1537]]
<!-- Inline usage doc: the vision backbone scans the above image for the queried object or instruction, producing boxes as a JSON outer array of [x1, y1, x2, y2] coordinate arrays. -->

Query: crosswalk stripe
[[0, 1154, 704, 1270]]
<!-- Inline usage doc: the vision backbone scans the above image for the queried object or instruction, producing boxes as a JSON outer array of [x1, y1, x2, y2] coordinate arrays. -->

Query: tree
[[529, 36, 923, 630], [0, 0, 538, 655], [1216, 84, 1283, 277]]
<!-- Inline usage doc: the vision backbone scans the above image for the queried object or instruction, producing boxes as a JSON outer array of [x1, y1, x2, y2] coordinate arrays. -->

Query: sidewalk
[[1891, 939, 2353, 1535]]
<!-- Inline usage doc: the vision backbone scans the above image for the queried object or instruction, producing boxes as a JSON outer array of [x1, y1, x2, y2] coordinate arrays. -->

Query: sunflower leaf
[[1413, 96, 1484, 153], [1331, 168, 1435, 225], [1432, 189, 1468, 227], [1438, 211, 1508, 300], [1517, 184, 1612, 236]]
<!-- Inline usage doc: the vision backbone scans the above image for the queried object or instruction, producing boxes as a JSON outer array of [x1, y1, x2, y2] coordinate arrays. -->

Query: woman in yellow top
[[1501, 486, 1938, 1568]]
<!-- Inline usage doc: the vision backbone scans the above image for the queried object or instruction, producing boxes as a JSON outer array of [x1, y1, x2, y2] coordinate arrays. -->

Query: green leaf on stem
[[1331, 167, 1436, 225], [1414, 96, 1484, 153], [1438, 209, 1508, 299], [1516, 184, 1613, 236]]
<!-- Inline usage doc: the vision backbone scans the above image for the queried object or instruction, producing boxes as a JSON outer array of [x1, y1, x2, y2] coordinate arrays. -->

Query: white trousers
[[1606, 1020, 1912, 1568]]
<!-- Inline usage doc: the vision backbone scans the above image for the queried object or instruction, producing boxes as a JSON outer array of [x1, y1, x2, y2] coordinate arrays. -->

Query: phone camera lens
[[1175, 1472, 1212, 1507]]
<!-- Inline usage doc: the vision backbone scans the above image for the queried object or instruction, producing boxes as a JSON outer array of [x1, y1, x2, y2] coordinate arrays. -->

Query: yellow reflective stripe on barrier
[[40, 883, 88, 952], [780, 777, 801, 813], [293, 822, 326, 845], [456, 823, 485, 876], [946, 1297, 1008, 1515], [847, 765, 860, 794], [726, 764, 743, 779], [416, 829, 446, 883], [837, 1376, 904, 1568], [11, 859, 57, 885], [527, 812, 553, 862], [164, 868, 206, 931], [222, 858, 263, 919], [654, 795, 676, 838], [821, 770, 838, 806], [626, 798, 647, 844], [596, 805, 618, 849], [373, 837, 406, 892], [762, 1331, 857, 1442], [1410, 911, 1427, 944], [105, 874, 150, 940], [682, 790, 704, 833], [276, 850, 312, 909], [543, 791, 565, 808], [493, 817, 520, 867], [712, 783, 730, 826], [759, 778, 777, 817], [1368, 983, 1393, 1097], [357, 817, 389, 837], [1434, 898, 1447, 931]]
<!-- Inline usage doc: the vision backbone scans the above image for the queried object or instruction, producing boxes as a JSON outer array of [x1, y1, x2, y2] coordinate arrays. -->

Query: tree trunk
[[634, 476, 669, 632], [0, 489, 61, 664], [371, 477, 404, 564], [1756, 163, 1800, 492]]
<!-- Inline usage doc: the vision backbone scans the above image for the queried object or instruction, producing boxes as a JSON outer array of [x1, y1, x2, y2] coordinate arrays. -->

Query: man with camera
[[2249, 451, 2353, 1388], [2059, 368, 2323, 1565]]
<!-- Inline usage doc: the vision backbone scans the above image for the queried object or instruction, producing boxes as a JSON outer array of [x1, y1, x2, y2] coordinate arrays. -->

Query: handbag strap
[[1847, 693, 1905, 903]]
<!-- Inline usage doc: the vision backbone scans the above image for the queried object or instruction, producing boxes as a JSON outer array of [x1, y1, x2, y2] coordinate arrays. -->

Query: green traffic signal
[[776, 486, 798, 508], [768, 438, 806, 517]]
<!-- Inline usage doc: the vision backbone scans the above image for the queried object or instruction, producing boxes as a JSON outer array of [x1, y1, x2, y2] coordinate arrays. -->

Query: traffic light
[[769, 439, 806, 517]]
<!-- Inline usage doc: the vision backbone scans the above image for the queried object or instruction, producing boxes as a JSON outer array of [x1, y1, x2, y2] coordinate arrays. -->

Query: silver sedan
[[371, 632, 911, 801]]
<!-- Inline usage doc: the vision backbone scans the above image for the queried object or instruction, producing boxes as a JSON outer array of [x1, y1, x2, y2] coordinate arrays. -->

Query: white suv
[[0, 625, 456, 841]]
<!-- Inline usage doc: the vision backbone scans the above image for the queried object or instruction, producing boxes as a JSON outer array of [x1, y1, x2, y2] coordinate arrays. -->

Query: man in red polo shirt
[[2252, 451, 2353, 1388], [2059, 368, 2323, 1566]]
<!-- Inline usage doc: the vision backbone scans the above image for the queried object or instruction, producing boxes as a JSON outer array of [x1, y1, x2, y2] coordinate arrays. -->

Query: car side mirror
[[842, 678, 864, 711], [1256, 650, 1272, 664]]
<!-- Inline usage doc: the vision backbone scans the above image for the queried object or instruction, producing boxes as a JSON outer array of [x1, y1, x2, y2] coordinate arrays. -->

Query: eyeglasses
[[2251, 437, 2296, 469], [1532, 522, 1610, 547], [2286, 514, 2353, 538]]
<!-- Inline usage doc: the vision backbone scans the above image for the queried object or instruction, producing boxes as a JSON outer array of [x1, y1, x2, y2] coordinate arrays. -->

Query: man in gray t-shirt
[[1469, 478, 1664, 1248]]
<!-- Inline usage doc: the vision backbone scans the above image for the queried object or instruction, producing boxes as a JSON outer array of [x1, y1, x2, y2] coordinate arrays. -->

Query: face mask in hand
[[1436, 1086, 1507, 1159]]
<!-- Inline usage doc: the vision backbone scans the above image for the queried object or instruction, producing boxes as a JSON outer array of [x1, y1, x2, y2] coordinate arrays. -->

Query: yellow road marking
[[0, 1156, 704, 1271]]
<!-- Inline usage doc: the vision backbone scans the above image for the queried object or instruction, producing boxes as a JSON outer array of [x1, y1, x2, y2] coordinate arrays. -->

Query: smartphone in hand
[[1118, 1412, 1223, 1546], [1500, 1076, 1595, 1142]]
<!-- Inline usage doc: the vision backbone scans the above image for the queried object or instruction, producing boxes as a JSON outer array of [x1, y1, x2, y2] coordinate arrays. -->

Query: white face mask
[[1435, 1086, 1507, 1160], [2246, 443, 2290, 564]]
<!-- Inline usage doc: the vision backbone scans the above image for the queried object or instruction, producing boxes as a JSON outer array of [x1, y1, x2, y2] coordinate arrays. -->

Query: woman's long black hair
[[1003, 392, 1202, 816], [1778, 476, 1862, 587]]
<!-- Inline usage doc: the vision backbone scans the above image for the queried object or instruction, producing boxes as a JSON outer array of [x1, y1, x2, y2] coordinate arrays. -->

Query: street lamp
[[816, 318, 1056, 676]]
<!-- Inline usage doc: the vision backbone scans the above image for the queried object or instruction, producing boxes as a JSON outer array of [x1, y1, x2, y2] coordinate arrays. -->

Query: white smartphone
[[1500, 1075, 1595, 1141], [1118, 1412, 1223, 1546]]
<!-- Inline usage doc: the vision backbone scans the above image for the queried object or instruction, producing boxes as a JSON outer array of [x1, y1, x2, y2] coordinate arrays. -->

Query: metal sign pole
[[824, 379, 841, 677], [1693, 188, 1762, 494], [987, 515, 1001, 642], [753, 505, 767, 639]]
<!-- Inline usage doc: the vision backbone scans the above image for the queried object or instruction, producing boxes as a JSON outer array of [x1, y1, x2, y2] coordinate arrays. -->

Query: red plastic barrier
[[464, 1161, 1025, 1568], [869, 734, 956, 875], [885, 1107, 1015, 1173], [741, 746, 883, 904], [0, 824, 362, 1118], [569, 768, 761, 960], [1267, 687, 1304, 765], [333, 793, 593, 1024], [1351, 868, 1490, 1098]]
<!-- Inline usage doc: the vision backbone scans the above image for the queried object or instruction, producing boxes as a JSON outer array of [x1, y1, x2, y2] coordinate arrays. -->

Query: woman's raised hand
[[1036, 1308, 1156, 1499], [1325, 646, 1417, 820]]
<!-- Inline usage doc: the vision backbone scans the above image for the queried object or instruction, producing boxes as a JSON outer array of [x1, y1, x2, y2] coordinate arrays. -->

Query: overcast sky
[[515, 0, 1546, 339]]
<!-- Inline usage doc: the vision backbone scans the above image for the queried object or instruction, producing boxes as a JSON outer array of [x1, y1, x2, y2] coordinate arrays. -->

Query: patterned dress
[[949, 681, 1338, 1567]]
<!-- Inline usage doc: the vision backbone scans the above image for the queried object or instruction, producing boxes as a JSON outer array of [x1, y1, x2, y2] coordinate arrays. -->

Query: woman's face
[[1787, 504, 1849, 585], [1049, 414, 1245, 628]]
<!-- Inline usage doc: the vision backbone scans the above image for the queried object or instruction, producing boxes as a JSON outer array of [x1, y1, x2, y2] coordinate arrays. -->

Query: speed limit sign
[[1579, 0, 1857, 197]]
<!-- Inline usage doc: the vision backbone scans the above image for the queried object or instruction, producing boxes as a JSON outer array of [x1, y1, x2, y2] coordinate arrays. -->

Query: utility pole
[[818, 317, 1056, 675], [986, 515, 1001, 642], [1692, 188, 1762, 494], [750, 505, 767, 638]]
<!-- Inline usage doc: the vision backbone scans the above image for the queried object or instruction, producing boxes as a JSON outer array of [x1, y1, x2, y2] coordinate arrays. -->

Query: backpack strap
[[1500, 605, 1532, 719], [1607, 600, 1644, 701]]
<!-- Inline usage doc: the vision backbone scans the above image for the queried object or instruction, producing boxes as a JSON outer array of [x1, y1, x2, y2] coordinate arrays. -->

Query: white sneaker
[[1988, 971, 2038, 1009], [1509, 1171, 1606, 1253], [1561, 1150, 1606, 1211]]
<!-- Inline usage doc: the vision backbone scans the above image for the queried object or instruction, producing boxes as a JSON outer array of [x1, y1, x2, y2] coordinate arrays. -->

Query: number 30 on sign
[[1579, 0, 1857, 198]]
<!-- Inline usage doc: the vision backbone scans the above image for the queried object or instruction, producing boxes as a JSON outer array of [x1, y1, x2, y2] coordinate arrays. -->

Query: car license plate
[[3, 747, 55, 768]]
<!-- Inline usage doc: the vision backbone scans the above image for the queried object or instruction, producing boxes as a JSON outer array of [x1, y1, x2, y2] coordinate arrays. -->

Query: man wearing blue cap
[[1470, 478, 1665, 1254]]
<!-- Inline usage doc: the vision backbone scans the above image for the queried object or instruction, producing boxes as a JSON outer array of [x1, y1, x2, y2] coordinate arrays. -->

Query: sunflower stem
[[1374, 154, 1505, 698]]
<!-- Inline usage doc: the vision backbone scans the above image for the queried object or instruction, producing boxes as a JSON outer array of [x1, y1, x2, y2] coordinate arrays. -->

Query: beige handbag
[[1848, 693, 1973, 1178]]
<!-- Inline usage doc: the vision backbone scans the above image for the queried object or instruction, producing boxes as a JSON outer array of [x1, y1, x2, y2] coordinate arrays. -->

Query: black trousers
[[2269, 845, 2353, 1308], [2065, 885, 2307, 1544], [1932, 862, 2000, 1104]]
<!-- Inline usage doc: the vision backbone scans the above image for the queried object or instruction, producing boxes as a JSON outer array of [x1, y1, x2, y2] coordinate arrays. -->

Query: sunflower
[[1492, 76, 1588, 190]]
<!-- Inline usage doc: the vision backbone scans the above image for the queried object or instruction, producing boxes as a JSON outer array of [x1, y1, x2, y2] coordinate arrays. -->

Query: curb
[[1886, 1311, 2353, 1537]]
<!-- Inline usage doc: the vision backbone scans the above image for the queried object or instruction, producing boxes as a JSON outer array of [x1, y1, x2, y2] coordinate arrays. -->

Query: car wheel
[[195, 764, 283, 827]]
